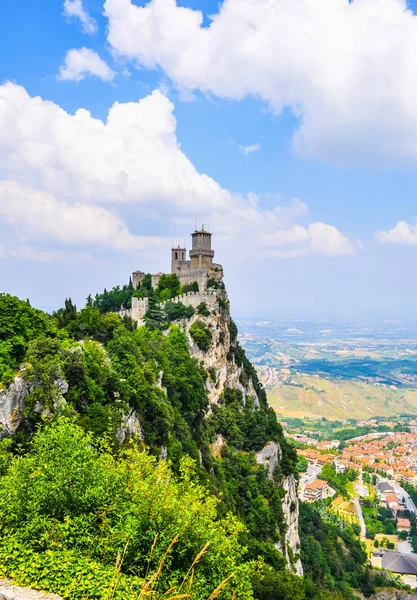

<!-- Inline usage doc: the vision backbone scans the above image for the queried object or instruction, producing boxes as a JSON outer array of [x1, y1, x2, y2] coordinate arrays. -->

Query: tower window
[[175, 252, 178, 260]]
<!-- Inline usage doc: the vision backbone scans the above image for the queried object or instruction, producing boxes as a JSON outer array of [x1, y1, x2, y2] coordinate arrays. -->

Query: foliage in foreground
[[0, 419, 254, 599]]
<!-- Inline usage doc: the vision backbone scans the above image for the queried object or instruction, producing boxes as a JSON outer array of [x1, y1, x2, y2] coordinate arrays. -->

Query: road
[[300, 461, 322, 486], [379, 477, 417, 515], [354, 497, 367, 540], [355, 471, 369, 497]]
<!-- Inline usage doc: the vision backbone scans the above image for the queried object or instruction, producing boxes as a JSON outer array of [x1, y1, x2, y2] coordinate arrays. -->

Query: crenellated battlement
[[120, 290, 222, 325], [160, 289, 219, 309]]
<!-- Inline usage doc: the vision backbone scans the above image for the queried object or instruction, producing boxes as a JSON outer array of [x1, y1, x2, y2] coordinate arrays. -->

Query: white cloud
[[309, 222, 356, 256], [104, 0, 417, 162], [63, 0, 97, 35], [0, 82, 355, 260], [0, 82, 228, 211], [239, 143, 260, 156], [0, 181, 162, 251], [375, 220, 417, 245], [58, 48, 116, 82], [0, 245, 93, 263]]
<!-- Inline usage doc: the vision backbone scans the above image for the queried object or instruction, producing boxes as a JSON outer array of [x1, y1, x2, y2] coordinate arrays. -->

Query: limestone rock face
[[0, 579, 62, 600], [183, 297, 303, 575], [0, 376, 68, 441], [256, 442, 303, 576], [281, 474, 303, 576], [116, 409, 143, 444], [365, 592, 417, 600], [184, 293, 258, 406], [255, 441, 282, 479], [211, 433, 226, 457], [0, 377, 31, 439]]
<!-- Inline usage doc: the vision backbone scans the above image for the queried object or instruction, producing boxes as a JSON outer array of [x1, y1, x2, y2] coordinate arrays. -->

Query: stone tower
[[132, 270, 145, 290], [171, 246, 187, 275], [189, 228, 215, 269]]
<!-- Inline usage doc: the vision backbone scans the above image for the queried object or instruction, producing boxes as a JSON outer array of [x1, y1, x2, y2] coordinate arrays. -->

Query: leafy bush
[[164, 300, 195, 321], [181, 281, 199, 293], [0, 294, 57, 383], [218, 296, 229, 310], [207, 277, 220, 289], [189, 320, 213, 351], [228, 318, 238, 343], [92, 283, 134, 313], [0, 419, 255, 599], [197, 301, 211, 317]]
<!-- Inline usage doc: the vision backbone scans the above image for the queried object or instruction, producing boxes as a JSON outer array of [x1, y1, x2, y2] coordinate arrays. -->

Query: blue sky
[[1, 0, 417, 318]]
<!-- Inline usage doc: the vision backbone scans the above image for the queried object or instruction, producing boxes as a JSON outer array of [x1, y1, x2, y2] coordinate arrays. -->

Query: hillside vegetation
[[0, 288, 395, 599]]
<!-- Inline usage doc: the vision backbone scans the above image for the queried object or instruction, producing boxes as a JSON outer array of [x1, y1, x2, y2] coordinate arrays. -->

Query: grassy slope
[[267, 373, 417, 420]]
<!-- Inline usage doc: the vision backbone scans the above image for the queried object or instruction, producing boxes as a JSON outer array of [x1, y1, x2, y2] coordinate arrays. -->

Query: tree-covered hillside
[[0, 290, 394, 599]]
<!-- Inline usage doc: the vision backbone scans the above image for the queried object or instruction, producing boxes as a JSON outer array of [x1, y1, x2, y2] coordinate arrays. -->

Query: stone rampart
[[119, 291, 219, 324], [160, 290, 218, 310]]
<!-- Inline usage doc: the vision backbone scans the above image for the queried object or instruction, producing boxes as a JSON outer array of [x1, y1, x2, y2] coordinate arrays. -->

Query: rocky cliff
[[183, 292, 258, 406], [0, 376, 67, 441], [181, 292, 303, 575], [362, 592, 417, 600], [255, 442, 303, 575]]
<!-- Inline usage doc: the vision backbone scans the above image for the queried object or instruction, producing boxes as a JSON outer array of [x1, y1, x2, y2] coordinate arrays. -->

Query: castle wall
[[120, 297, 149, 325], [151, 273, 163, 288], [120, 292, 220, 326], [172, 260, 224, 291], [160, 290, 219, 310]]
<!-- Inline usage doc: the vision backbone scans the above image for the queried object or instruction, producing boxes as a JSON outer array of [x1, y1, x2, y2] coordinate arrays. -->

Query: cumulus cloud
[[239, 143, 260, 156], [210, 208, 356, 258], [375, 220, 417, 245], [0, 245, 93, 263], [63, 0, 97, 35], [58, 48, 116, 82], [104, 0, 417, 162], [0, 181, 160, 251], [0, 82, 355, 260], [0, 82, 228, 211]]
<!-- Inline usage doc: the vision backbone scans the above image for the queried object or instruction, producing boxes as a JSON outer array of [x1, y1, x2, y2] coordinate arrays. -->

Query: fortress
[[125, 227, 224, 324]]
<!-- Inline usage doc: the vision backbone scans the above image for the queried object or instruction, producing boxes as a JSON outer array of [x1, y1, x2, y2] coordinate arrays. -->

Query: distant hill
[[240, 328, 417, 420], [267, 372, 417, 420]]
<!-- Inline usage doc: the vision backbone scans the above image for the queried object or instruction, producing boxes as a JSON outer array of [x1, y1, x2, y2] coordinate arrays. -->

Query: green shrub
[[181, 281, 199, 293], [207, 277, 220, 289], [0, 418, 255, 599], [197, 301, 211, 317], [218, 296, 229, 310], [0, 294, 57, 383], [164, 300, 195, 321], [189, 320, 213, 351]]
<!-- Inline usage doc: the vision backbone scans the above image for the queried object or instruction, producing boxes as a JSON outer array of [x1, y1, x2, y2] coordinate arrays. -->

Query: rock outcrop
[[183, 292, 258, 406], [281, 474, 303, 576], [181, 295, 303, 576], [116, 408, 143, 444], [0, 377, 30, 439], [364, 592, 417, 600], [0, 376, 68, 441], [256, 442, 303, 576], [0, 580, 62, 600]]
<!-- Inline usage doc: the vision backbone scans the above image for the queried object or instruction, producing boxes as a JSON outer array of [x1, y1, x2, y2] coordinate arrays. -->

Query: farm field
[[267, 373, 417, 420]]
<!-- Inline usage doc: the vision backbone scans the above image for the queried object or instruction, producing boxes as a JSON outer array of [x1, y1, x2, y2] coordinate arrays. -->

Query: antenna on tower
[[194, 219, 197, 231]]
